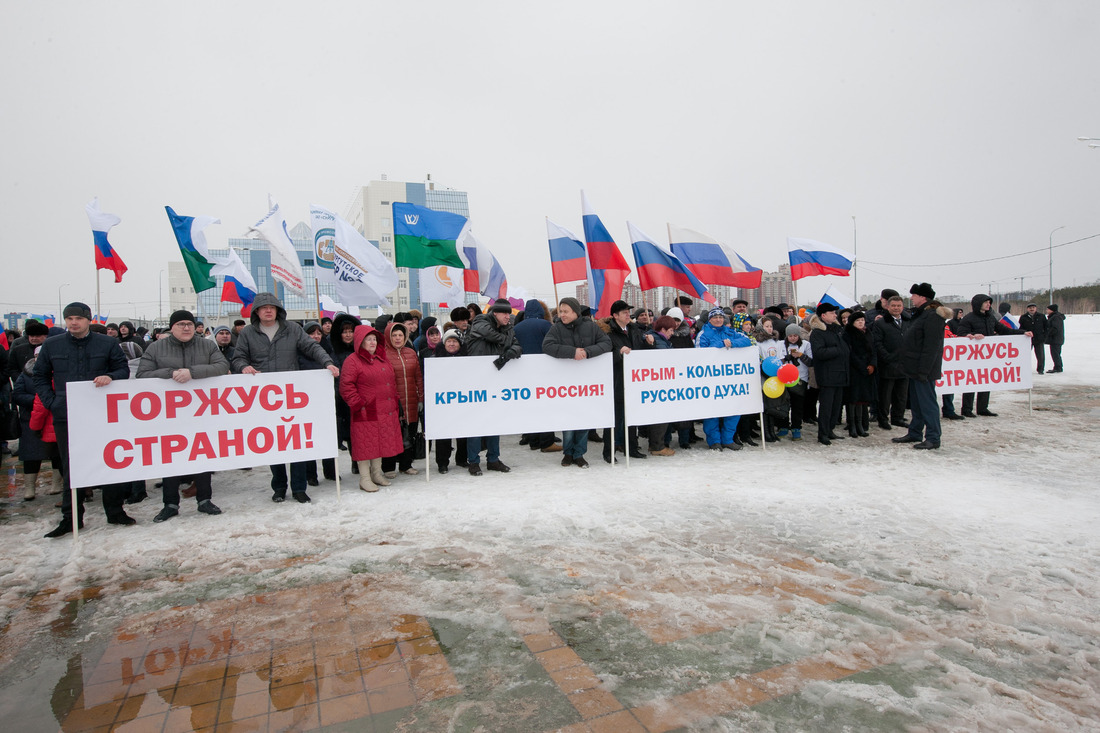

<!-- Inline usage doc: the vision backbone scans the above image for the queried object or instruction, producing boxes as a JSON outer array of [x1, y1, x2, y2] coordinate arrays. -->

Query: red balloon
[[777, 364, 800, 384]]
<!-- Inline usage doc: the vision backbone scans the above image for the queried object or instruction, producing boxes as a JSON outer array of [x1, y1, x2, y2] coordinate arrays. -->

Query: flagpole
[[314, 278, 322, 321], [95, 270, 101, 324], [548, 218, 560, 306], [851, 215, 858, 305]]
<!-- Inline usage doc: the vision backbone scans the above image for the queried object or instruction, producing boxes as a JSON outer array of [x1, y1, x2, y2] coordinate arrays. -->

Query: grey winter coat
[[464, 313, 522, 359], [230, 292, 334, 373], [136, 335, 230, 379], [542, 317, 612, 360]]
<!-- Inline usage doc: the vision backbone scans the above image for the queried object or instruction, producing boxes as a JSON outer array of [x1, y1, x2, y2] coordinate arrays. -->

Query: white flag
[[319, 293, 360, 318], [248, 197, 306, 297], [418, 266, 465, 304], [309, 205, 337, 285], [311, 204, 399, 307]]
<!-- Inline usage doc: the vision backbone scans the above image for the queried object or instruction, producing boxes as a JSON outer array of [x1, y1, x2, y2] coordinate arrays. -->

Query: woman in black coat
[[808, 304, 850, 445], [843, 312, 877, 437]]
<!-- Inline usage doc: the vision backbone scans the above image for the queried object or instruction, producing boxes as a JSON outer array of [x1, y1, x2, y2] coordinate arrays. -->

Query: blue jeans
[[703, 416, 740, 446], [271, 462, 309, 495], [466, 436, 500, 465], [907, 379, 941, 444], [562, 430, 588, 459]]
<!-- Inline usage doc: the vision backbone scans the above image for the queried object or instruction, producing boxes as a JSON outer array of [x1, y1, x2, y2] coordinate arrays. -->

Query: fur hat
[[25, 321, 50, 337], [910, 282, 936, 299], [881, 288, 900, 300], [816, 302, 839, 315], [609, 299, 632, 315], [450, 306, 471, 322]]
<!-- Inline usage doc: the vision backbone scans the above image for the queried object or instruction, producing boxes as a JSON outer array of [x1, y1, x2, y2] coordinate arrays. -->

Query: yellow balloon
[[763, 376, 786, 398]]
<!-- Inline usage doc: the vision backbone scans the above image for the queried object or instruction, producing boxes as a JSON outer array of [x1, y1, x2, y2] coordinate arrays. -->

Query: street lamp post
[[159, 269, 165, 320], [851, 215, 857, 303], [57, 282, 70, 322], [1049, 225, 1065, 306]]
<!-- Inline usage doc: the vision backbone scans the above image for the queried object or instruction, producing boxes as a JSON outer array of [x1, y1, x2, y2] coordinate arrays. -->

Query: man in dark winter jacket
[[137, 310, 230, 522], [809, 303, 850, 445], [1019, 303, 1047, 374], [543, 297, 612, 467], [954, 293, 1030, 417], [7, 319, 49, 379], [892, 283, 948, 450], [1045, 304, 1065, 372], [870, 295, 909, 429], [514, 299, 558, 453], [463, 299, 521, 475], [602, 300, 648, 462], [212, 325, 235, 363], [232, 292, 338, 503], [34, 301, 131, 537]]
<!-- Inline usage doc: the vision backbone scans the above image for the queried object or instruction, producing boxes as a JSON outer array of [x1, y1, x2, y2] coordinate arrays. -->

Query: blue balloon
[[762, 356, 782, 377]]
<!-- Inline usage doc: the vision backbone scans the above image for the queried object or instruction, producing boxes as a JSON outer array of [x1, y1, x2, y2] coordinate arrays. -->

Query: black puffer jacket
[[1046, 311, 1065, 346], [956, 294, 1020, 337], [809, 315, 850, 388]]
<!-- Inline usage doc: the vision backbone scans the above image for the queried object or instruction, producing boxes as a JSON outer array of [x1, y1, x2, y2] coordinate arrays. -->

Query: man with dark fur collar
[[891, 283, 951, 450]]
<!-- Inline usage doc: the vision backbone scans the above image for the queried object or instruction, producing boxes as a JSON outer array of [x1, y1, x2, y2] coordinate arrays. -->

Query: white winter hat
[[667, 307, 685, 321]]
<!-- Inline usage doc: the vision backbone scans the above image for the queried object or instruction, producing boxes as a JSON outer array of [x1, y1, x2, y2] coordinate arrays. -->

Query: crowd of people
[[0, 283, 1067, 538]]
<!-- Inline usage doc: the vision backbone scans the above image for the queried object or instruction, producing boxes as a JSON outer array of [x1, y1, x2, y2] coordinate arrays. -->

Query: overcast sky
[[3, 1, 1098, 317]]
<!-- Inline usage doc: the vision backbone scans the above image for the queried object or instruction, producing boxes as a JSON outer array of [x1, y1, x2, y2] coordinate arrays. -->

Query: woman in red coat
[[381, 322, 424, 478], [338, 326, 403, 491]]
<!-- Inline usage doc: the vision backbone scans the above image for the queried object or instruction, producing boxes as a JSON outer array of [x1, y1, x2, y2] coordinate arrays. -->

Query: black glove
[[493, 355, 508, 370]]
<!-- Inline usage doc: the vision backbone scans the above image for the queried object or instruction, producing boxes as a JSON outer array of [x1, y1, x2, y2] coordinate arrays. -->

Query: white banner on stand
[[423, 353, 614, 439], [623, 347, 763, 426], [936, 336, 1033, 395], [67, 372, 338, 488]]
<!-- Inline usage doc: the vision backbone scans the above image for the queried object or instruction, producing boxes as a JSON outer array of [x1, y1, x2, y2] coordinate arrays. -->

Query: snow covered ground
[[1, 315, 1098, 731]]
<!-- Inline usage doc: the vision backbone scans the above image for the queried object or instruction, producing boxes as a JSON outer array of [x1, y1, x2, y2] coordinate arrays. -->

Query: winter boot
[[23, 472, 37, 501], [791, 429, 803, 441], [847, 405, 859, 437], [858, 405, 870, 437], [368, 458, 390, 487], [48, 470, 63, 495], [358, 461, 379, 492]]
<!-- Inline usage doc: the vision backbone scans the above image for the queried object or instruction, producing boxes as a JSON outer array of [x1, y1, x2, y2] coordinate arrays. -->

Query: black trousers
[[1049, 344, 1063, 371], [817, 386, 844, 439], [877, 376, 909, 423], [1032, 342, 1045, 373], [163, 472, 213, 506], [55, 422, 127, 522], [961, 392, 990, 414]]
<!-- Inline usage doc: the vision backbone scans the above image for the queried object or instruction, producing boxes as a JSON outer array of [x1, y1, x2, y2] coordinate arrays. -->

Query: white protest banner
[[66, 372, 338, 488], [623, 347, 763, 426], [936, 335, 1033, 395], [423, 353, 614, 439]]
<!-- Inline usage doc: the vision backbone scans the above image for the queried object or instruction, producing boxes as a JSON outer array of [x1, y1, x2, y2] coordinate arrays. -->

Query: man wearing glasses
[[137, 310, 231, 522]]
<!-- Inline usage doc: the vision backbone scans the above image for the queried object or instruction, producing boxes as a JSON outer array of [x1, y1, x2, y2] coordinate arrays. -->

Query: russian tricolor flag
[[787, 237, 855, 281], [86, 198, 127, 283], [818, 285, 859, 311], [459, 230, 508, 300], [546, 218, 587, 284], [581, 191, 632, 319], [999, 312, 1019, 330], [212, 247, 257, 318], [668, 225, 762, 289], [628, 222, 715, 304]]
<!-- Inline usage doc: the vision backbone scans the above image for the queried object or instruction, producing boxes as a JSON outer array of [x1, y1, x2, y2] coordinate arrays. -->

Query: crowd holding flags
[[67, 190, 863, 326]]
